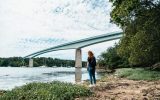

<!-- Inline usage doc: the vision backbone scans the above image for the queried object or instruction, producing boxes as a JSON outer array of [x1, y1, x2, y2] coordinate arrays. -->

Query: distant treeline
[[0, 57, 87, 67]]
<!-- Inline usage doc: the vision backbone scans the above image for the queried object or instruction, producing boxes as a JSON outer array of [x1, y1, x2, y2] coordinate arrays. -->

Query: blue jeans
[[88, 67, 96, 84]]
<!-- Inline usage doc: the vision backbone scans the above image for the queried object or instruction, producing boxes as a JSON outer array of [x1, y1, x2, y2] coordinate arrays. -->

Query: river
[[0, 67, 102, 90]]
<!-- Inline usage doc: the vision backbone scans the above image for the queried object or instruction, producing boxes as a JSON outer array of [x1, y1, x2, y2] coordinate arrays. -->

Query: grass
[[116, 68, 160, 81], [0, 81, 92, 100]]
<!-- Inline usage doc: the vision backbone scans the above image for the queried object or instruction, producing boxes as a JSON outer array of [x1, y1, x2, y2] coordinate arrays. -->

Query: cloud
[[0, 0, 121, 60]]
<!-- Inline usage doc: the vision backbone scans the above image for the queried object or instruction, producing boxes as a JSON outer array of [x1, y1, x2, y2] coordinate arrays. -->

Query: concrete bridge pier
[[75, 48, 82, 83], [29, 58, 33, 67]]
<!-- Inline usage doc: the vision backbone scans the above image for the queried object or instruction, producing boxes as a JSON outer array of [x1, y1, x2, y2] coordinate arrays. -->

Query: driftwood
[[151, 62, 160, 70]]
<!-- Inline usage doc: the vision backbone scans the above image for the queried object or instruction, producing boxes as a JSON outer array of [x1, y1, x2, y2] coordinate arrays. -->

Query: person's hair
[[88, 50, 94, 58]]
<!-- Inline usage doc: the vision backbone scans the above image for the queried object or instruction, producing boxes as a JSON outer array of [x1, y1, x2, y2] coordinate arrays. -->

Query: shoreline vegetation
[[1, 68, 160, 100], [0, 57, 86, 67], [0, 81, 92, 100]]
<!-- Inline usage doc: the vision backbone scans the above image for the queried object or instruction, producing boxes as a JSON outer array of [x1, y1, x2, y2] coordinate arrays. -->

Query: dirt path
[[78, 75, 160, 100]]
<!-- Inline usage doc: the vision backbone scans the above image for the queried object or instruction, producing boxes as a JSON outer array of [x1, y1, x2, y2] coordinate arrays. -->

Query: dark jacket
[[88, 56, 96, 70]]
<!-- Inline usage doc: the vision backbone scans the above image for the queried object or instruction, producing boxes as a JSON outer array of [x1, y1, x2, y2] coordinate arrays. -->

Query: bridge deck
[[25, 31, 123, 58]]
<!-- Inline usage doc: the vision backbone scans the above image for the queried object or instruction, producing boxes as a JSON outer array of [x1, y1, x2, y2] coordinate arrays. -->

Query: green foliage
[[0, 81, 92, 100], [97, 44, 129, 69], [116, 68, 160, 80], [0, 57, 86, 67], [110, 0, 160, 66]]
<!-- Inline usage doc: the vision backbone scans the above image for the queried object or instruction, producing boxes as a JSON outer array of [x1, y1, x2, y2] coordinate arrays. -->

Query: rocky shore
[[78, 75, 160, 100]]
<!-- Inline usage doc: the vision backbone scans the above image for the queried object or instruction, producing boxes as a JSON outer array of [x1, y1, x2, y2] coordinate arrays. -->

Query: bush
[[0, 81, 92, 100]]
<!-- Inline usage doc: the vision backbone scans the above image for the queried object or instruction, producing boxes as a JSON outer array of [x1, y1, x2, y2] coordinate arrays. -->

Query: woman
[[87, 51, 96, 87]]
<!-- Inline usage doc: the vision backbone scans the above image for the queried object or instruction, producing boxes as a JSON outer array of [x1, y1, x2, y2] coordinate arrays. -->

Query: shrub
[[0, 81, 92, 100]]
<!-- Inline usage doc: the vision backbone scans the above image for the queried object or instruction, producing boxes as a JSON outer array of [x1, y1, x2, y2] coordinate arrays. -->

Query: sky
[[0, 0, 121, 61]]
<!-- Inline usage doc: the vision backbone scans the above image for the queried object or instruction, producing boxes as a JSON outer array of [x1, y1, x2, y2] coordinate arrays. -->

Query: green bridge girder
[[25, 31, 123, 58]]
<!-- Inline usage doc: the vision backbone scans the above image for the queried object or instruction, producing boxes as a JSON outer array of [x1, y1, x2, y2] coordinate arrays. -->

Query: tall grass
[[0, 81, 92, 100], [116, 68, 160, 81]]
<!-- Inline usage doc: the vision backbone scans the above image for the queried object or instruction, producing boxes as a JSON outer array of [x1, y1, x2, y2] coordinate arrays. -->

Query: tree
[[0, 57, 86, 67], [97, 44, 129, 69], [110, 0, 160, 66]]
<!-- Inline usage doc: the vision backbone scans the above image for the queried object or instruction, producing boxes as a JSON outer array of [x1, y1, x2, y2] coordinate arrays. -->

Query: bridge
[[24, 31, 123, 82]]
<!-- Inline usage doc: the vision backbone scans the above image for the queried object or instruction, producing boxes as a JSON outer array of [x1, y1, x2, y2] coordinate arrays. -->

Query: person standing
[[87, 51, 96, 87]]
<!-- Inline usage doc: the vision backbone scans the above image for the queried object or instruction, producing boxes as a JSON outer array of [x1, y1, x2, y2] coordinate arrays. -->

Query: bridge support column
[[29, 58, 33, 67], [75, 48, 82, 83]]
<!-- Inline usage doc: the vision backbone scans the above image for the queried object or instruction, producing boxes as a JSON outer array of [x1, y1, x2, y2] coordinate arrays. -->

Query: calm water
[[0, 67, 101, 90]]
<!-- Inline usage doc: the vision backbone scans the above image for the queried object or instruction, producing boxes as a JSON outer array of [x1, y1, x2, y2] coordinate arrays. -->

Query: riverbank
[[78, 68, 160, 100], [1, 68, 160, 100]]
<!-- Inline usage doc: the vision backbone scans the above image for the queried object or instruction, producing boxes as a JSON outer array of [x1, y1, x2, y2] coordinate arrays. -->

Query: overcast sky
[[0, 0, 121, 60]]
